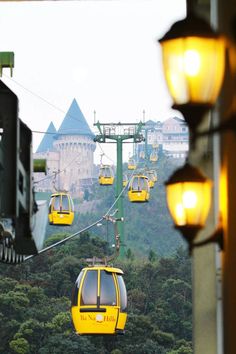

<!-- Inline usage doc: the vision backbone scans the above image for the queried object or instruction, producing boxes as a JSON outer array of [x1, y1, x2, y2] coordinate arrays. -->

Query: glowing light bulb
[[184, 50, 201, 76], [183, 190, 197, 208]]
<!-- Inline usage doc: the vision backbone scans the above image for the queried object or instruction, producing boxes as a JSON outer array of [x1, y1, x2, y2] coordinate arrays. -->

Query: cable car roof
[[83, 265, 124, 274], [133, 174, 148, 179], [50, 192, 70, 197]]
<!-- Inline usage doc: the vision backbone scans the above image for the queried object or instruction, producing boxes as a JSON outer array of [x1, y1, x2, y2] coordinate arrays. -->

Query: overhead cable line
[[2, 74, 87, 126], [25, 160, 139, 261], [34, 154, 86, 185], [24, 217, 104, 261]]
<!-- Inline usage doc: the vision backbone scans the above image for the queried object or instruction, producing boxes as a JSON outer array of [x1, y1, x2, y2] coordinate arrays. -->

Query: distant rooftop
[[173, 116, 186, 124], [57, 99, 94, 137], [36, 121, 57, 153], [145, 119, 156, 126]]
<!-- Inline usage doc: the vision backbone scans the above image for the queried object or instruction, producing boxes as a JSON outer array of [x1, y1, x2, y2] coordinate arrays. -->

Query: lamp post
[[158, 10, 225, 143], [158, 5, 226, 254]]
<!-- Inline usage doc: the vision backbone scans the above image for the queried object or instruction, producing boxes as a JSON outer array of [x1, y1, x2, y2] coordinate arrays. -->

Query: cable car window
[[53, 196, 60, 211], [139, 178, 144, 190], [61, 195, 69, 210], [117, 275, 127, 312], [81, 270, 97, 306], [100, 270, 117, 306], [71, 270, 84, 306], [140, 178, 148, 190], [70, 197, 75, 212], [104, 168, 111, 178], [76, 270, 84, 289], [49, 197, 53, 212], [132, 178, 139, 191]]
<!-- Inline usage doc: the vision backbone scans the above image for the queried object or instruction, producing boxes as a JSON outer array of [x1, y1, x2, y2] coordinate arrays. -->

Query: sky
[[0, 0, 186, 163]]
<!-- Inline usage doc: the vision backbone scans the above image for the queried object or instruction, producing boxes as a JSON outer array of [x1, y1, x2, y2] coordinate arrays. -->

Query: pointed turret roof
[[36, 121, 57, 153], [57, 99, 94, 137]]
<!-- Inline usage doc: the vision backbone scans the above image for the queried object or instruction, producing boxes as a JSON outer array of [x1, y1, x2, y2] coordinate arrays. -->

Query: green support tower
[[94, 121, 145, 258]]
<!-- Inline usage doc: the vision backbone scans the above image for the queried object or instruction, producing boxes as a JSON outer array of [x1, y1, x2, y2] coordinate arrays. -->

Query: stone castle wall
[[34, 135, 96, 196]]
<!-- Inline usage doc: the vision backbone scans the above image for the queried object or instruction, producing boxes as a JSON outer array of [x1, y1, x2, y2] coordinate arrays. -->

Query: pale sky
[[0, 0, 186, 163]]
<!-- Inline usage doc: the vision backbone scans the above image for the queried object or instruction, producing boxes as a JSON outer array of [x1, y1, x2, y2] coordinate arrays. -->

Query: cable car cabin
[[48, 192, 74, 226], [99, 165, 114, 185], [146, 171, 155, 188], [149, 170, 158, 183], [150, 152, 158, 162], [152, 143, 159, 149], [128, 159, 136, 170], [71, 266, 127, 335], [139, 151, 145, 159], [128, 175, 150, 202], [123, 174, 128, 187]]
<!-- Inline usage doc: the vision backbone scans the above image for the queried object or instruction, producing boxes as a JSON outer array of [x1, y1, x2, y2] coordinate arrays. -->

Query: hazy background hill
[[41, 153, 186, 259]]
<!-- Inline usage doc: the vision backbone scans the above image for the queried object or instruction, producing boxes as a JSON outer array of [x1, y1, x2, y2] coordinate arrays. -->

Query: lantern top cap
[[159, 12, 221, 42], [165, 162, 210, 185]]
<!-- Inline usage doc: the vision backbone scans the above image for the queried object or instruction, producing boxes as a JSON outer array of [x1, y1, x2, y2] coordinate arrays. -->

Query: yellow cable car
[[149, 170, 158, 183], [139, 151, 145, 159], [152, 143, 159, 149], [146, 171, 155, 188], [48, 192, 74, 226], [128, 158, 136, 170], [150, 152, 158, 162], [71, 265, 127, 335], [99, 165, 114, 185], [123, 174, 128, 187], [128, 175, 150, 202]]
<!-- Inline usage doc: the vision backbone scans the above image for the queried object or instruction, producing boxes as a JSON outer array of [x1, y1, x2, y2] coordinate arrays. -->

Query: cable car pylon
[[94, 121, 145, 258]]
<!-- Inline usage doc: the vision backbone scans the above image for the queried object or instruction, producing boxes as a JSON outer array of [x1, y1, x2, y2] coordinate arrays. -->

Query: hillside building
[[137, 116, 189, 160]]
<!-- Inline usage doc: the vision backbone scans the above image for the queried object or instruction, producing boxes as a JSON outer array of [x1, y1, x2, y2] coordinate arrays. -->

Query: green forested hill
[[45, 154, 186, 258], [0, 234, 192, 354]]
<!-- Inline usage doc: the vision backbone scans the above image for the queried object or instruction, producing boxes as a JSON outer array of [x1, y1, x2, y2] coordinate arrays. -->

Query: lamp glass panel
[[166, 180, 211, 227], [161, 36, 225, 105]]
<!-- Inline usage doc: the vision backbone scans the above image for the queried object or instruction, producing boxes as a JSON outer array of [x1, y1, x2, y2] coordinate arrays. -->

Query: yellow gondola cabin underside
[[128, 164, 136, 170], [48, 211, 74, 225], [71, 306, 127, 335], [99, 176, 114, 185], [128, 190, 150, 202]]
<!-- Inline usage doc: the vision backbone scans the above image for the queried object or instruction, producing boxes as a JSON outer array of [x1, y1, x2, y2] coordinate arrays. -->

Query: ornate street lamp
[[165, 162, 223, 254], [158, 10, 225, 141]]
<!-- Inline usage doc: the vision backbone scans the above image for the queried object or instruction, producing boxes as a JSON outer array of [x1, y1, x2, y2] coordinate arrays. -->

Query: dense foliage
[[0, 233, 192, 354], [1, 154, 194, 352]]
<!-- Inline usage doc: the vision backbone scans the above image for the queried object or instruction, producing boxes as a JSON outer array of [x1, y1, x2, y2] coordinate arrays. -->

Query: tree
[[148, 250, 157, 263], [9, 337, 30, 354]]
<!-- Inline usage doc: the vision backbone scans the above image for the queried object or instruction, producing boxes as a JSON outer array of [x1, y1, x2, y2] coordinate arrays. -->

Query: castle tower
[[53, 99, 96, 194], [34, 122, 59, 192]]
